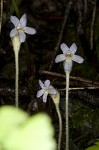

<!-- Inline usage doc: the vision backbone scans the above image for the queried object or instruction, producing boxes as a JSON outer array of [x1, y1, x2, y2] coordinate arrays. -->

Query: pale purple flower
[[55, 43, 84, 72], [10, 14, 36, 43], [37, 80, 57, 103]]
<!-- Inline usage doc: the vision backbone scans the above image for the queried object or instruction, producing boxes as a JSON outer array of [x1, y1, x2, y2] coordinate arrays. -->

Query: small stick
[[84, 0, 87, 15], [60, 86, 99, 91], [0, 0, 3, 33], [40, 70, 99, 86], [90, 0, 97, 50], [49, 1, 72, 70]]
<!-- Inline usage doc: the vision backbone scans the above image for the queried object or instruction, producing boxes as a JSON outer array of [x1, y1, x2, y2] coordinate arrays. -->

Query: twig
[[90, 0, 97, 50], [75, 0, 94, 63], [49, 1, 72, 70], [84, 0, 87, 15], [0, 0, 3, 33], [60, 86, 99, 91], [39, 70, 99, 86], [40, 70, 66, 78], [76, 0, 83, 31]]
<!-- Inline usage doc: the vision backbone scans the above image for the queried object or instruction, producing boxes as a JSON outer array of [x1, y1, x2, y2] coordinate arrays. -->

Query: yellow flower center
[[17, 24, 24, 33], [44, 89, 50, 94], [18, 29, 24, 33], [65, 52, 72, 59]]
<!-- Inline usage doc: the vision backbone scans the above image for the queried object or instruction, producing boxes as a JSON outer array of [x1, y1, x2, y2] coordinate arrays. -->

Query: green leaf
[[0, 106, 28, 141], [85, 140, 99, 150], [0, 106, 56, 150]]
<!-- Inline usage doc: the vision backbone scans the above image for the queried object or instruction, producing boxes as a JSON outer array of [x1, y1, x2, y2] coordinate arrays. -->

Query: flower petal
[[72, 55, 84, 63], [19, 32, 26, 43], [37, 89, 45, 98], [10, 28, 18, 37], [39, 80, 45, 89], [64, 59, 73, 72], [10, 16, 20, 27], [43, 93, 48, 103], [55, 54, 65, 63], [60, 43, 69, 54], [50, 87, 57, 95], [44, 80, 50, 88], [23, 27, 36, 35], [20, 14, 27, 28], [70, 43, 77, 54]]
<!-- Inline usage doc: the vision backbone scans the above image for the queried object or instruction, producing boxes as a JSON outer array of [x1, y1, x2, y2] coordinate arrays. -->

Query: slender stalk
[[55, 104, 62, 150], [65, 71, 70, 150], [51, 92, 62, 150], [11, 35, 21, 108], [15, 51, 19, 107]]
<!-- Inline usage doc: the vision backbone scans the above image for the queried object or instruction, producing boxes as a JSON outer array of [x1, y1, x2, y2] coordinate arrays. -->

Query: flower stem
[[15, 51, 19, 107], [51, 92, 62, 150], [11, 35, 21, 108], [55, 104, 62, 150], [65, 71, 70, 150]]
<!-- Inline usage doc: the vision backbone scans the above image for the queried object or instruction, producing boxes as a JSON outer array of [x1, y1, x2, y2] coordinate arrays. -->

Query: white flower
[[37, 80, 57, 103], [55, 43, 84, 72], [10, 14, 36, 43]]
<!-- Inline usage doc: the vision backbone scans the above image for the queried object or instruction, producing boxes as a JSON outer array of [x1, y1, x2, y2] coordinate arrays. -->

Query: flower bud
[[11, 35, 21, 53], [51, 91, 60, 105]]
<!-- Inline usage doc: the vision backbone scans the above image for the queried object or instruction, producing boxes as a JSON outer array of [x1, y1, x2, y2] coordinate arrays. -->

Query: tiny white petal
[[39, 80, 45, 89], [49, 85, 54, 89], [10, 16, 19, 27], [19, 32, 26, 43], [44, 80, 50, 88], [72, 55, 84, 63], [50, 88, 57, 95], [55, 54, 65, 63], [37, 89, 45, 98], [20, 14, 27, 28], [64, 59, 73, 71], [10, 28, 18, 37], [70, 43, 77, 54], [43, 93, 48, 103], [60, 43, 69, 54], [24, 27, 36, 35]]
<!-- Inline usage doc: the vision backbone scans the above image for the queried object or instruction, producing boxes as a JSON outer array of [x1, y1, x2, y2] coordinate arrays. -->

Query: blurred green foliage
[[85, 140, 99, 150], [0, 106, 56, 150], [3, 0, 22, 25]]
